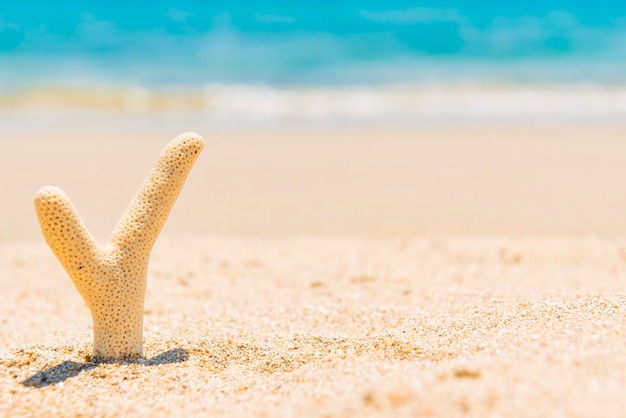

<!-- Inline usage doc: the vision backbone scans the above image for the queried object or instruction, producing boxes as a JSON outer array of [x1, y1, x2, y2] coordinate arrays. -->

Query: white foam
[[2, 82, 626, 128], [201, 82, 626, 123]]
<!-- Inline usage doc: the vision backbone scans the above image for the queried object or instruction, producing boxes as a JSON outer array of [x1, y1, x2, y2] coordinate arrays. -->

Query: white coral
[[34, 132, 204, 360]]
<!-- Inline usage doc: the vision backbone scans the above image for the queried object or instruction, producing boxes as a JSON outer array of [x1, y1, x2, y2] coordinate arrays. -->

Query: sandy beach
[[3, 123, 626, 239], [1, 125, 626, 417]]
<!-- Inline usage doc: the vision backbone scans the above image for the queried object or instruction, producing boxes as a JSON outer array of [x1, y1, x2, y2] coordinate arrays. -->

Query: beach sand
[[1, 124, 625, 416]]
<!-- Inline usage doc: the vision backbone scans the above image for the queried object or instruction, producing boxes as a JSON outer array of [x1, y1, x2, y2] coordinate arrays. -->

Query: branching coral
[[34, 132, 204, 360]]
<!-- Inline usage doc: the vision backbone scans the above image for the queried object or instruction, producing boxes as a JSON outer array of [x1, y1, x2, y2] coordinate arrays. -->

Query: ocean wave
[[2, 3, 626, 88], [2, 83, 626, 123]]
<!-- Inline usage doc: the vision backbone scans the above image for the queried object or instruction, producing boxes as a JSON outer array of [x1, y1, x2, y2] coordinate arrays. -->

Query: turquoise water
[[1, 1, 626, 88], [1, 2, 625, 123]]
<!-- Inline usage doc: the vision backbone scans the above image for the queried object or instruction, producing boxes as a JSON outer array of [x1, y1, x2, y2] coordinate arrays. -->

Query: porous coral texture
[[34, 133, 204, 360]]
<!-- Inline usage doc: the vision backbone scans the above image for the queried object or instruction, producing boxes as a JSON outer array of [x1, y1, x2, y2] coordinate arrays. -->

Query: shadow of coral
[[21, 348, 189, 388]]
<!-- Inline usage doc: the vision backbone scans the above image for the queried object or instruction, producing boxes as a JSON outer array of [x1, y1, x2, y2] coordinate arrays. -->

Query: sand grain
[[1, 237, 624, 417]]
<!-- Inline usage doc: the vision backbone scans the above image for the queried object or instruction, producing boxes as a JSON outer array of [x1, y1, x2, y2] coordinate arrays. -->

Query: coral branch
[[34, 132, 204, 360], [111, 133, 204, 255]]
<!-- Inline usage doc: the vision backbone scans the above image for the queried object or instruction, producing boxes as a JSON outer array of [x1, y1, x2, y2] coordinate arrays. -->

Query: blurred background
[[1, 1, 626, 239], [2, 1, 626, 127]]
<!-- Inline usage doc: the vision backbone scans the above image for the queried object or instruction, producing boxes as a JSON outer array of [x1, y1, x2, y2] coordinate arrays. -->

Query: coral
[[34, 132, 204, 360]]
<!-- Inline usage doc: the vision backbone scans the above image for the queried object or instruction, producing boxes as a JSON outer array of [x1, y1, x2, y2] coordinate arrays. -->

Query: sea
[[1, 1, 626, 128]]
